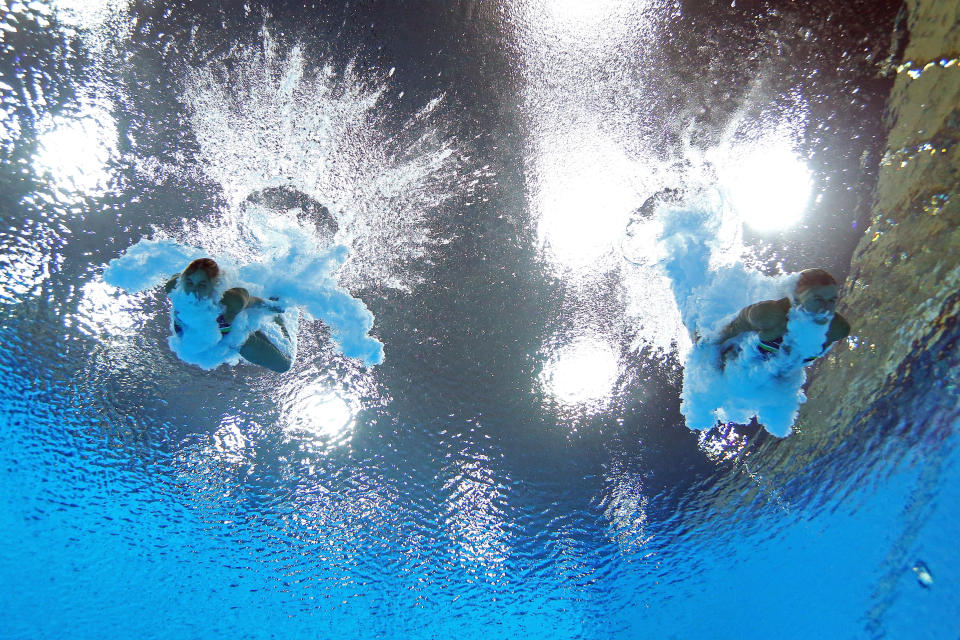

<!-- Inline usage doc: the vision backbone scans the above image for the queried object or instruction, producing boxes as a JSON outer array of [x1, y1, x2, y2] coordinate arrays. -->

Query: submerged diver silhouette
[[711, 268, 851, 367], [165, 258, 293, 373]]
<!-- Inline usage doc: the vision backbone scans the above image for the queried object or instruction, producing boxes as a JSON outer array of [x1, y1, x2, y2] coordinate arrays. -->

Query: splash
[[164, 282, 299, 370], [655, 196, 829, 437], [179, 27, 467, 291], [100, 239, 203, 292], [103, 212, 384, 370], [680, 308, 829, 437], [657, 197, 790, 337]]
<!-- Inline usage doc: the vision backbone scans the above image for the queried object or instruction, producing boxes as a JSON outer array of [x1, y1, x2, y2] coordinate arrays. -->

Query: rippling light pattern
[[443, 457, 510, 569], [0, 244, 49, 304], [35, 108, 117, 194], [602, 467, 650, 553], [283, 382, 357, 445], [698, 423, 750, 463], [211, 417, 253, 467], [76, 278, 141, 338], [541, 336, 620, 406], [719, 142, 812, 232]]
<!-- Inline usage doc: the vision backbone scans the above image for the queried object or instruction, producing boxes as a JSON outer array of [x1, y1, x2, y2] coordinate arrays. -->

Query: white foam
[[101, 239, 203, 293], [656, 197, 828, 437], [104, 224, 384, 370]]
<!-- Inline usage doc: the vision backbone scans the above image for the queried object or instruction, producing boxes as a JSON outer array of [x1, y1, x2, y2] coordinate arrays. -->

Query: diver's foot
[[273, 315, 291, 341]]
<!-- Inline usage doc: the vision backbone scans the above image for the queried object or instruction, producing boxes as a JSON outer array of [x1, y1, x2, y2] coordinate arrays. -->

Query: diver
[[165, 257, 293, 373], [710, 268, 850, 368]]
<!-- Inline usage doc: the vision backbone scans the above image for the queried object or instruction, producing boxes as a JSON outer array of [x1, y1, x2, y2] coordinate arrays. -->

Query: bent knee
[[261, 352, 292, 374]]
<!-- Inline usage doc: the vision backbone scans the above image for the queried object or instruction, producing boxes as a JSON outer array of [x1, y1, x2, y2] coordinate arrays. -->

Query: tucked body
[[713, 268, 851, 366], [165, 258, 293, 373]]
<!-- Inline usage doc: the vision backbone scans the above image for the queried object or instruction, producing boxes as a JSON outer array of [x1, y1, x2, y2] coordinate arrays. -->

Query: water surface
[[1, 1, 957, 638]]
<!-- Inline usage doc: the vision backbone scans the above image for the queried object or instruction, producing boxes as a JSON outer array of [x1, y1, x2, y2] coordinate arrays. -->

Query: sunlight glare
[[721, 143, 812, 232], [51, 0, 128, 28], [545, 0, 623, 25], [541, 336, 620, 406], [534, 134, 641, 272], [35, 108, 117, 194], [509, 0, 642, 46], [284, 383, 356, 442]]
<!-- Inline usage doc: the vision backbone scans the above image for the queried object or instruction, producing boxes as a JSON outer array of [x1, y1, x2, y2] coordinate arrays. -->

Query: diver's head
[[793, 268, 838, 323], [182, 258, 219, 299]]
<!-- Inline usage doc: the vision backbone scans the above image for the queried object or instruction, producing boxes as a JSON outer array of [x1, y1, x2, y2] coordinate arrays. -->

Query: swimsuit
[[719, 335, 826, 366], [757, 336, 823, 363], [173, 312, 231, 337]]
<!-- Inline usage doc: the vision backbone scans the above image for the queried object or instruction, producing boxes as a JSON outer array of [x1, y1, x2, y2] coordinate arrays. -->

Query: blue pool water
[[1, 1, 957, 638], [2, 321, 957, 638]]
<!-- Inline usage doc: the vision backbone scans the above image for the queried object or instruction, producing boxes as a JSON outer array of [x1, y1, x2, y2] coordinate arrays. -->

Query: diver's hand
[[247, 296, 284, 313], [220, 288, 249, 324]]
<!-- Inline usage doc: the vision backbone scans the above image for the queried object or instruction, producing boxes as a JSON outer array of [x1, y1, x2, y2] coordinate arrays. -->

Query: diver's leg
[[239, 331, 292, 373]]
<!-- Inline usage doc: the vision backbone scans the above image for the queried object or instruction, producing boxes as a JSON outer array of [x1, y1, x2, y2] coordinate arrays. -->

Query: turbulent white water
[[100, 25, 481, 371], [655, 197, 833, 437], [164, 281, 300, 371], [103, 212, 384, 370], [179, 26, 469, 291]]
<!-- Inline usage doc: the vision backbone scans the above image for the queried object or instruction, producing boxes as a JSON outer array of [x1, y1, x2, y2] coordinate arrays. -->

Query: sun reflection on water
[[540, 335, 621, 408], [50, 0, 129, 28], [35, 106, 118, 195], [541, 0, 633, 32], [716, 140, 812, 232], [282, 381, 358, 446], [507, 0, 650, 52], [532, 130, 645, 274]]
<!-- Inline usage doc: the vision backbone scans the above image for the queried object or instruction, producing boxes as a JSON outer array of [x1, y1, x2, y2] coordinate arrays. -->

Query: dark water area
[[4, 1, 956, 639]]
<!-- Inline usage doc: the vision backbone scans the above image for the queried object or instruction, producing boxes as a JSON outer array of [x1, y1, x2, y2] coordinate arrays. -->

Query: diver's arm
[[244, 294, 284, 312], [220, 287, 251, 324], [164, 275, 179, 294], [221, 288, 284, 323], [824, 313, 851, 348], [715, 301, 784, 345], [715, 309, 753, 344]]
